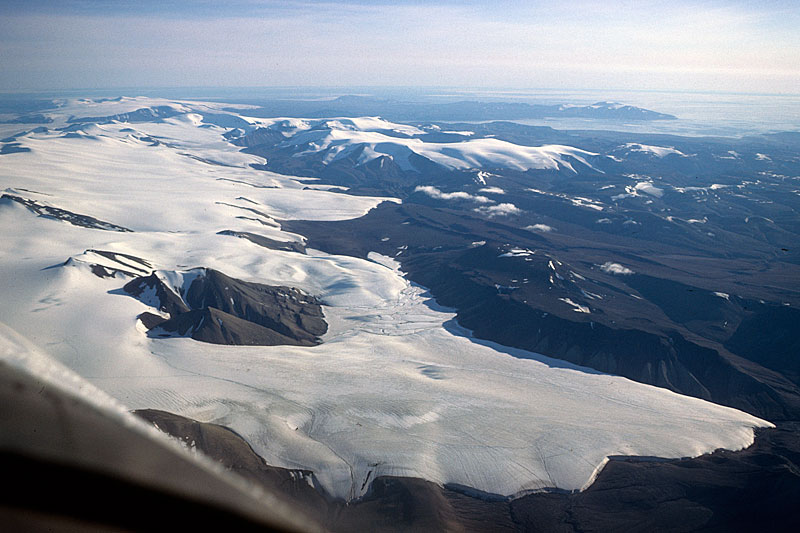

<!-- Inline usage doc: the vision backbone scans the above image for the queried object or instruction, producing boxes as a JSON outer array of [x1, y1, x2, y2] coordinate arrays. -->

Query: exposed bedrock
[[123, 268, 327, 346], [406, 258, 799, 421], [1, 193, 132, 232], [217, 229, 307, 254]]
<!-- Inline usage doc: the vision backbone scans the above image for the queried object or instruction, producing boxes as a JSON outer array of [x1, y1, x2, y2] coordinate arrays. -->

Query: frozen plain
[[0, 97, 771, 500]]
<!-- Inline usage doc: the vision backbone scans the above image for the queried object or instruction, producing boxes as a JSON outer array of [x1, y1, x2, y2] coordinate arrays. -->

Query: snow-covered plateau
[[0, 97, 771, 501]]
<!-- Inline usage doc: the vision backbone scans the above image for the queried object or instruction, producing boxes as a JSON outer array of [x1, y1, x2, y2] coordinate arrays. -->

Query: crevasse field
[[0, 97, 770, 500]]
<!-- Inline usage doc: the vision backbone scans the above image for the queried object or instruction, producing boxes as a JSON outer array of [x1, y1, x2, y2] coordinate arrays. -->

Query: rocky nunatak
[[123, 268, 327, 346]]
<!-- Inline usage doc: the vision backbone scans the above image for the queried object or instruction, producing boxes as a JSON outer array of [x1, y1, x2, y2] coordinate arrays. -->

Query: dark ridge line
[[1, 193, 133, 232]]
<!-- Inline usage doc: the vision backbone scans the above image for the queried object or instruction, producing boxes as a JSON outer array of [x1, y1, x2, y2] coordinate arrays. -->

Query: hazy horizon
[[1, 1, 798, 94], [2, 85, 800, 98]]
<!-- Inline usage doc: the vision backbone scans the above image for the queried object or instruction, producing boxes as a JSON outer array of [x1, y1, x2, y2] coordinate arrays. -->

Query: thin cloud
[[599, 262, 634, 275], [474, 203, 521, 218], [415, 186, 493, 204]]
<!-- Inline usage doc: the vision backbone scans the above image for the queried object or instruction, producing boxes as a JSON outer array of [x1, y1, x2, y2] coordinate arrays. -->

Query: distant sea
[[426, 88, 800, 137]]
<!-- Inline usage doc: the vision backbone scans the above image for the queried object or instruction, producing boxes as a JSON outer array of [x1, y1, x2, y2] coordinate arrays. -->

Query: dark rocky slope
[[217, 230, 307, 253], [124, 268, 326, 346]]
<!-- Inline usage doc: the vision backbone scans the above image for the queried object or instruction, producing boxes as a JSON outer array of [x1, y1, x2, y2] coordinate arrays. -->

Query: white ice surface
[[0, 98, 771, 501]]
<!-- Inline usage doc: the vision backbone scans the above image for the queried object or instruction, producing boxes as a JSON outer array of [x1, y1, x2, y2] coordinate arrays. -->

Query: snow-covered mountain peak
[[245, 117, 605, 174], [616, 142, 688, 158]]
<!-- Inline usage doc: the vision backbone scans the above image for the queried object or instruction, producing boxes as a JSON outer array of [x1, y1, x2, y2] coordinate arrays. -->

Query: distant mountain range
[[221, 94, 677, 122]]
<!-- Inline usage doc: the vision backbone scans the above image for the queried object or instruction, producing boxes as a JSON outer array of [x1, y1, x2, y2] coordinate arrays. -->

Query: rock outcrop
[[124, 268, 326, 346]]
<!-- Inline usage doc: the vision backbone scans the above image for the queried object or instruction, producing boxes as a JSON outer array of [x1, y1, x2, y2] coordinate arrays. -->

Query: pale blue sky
[[1, 0, 798, 93]]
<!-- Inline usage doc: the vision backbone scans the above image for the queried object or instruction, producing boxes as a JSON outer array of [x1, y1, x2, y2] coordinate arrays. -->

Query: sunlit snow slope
[[0, 97, 770, 500], [229, 115, 605, 173]]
